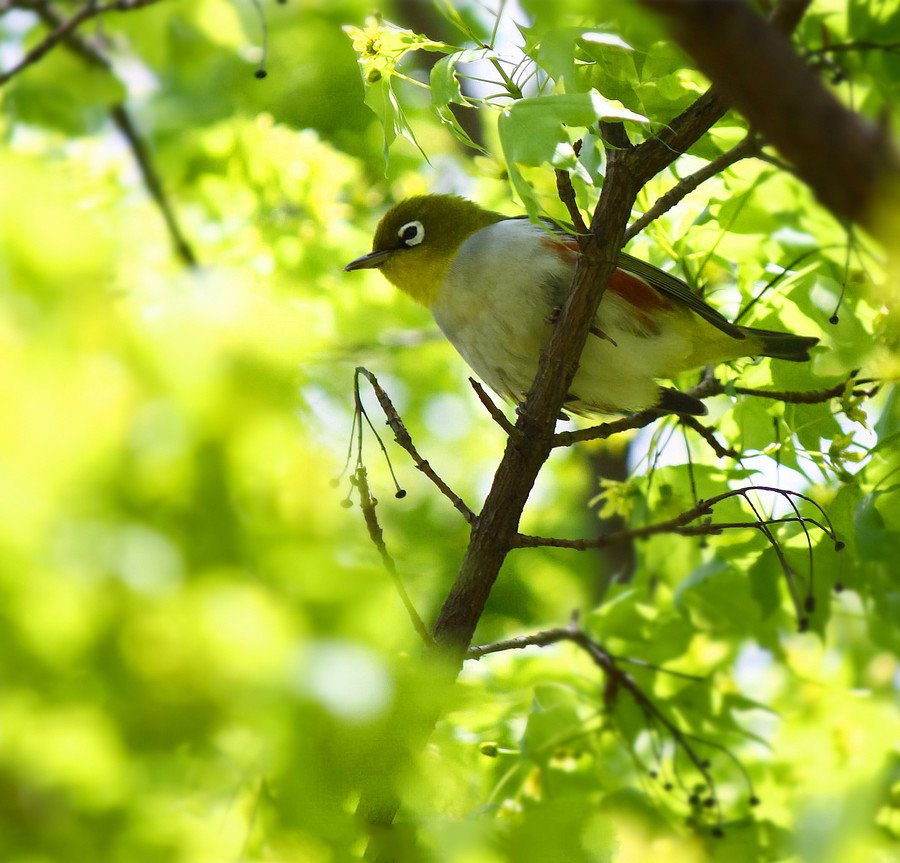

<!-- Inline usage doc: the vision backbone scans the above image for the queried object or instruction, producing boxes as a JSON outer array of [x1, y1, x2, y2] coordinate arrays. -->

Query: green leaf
[[854, 492, 900, 562], [674, 560, 763, 635], [362, 75, 428, 167], [430, 50, 488, 153], [533, 27, 632, 91], [5, 50, 125, 135], [499, 91, 647, 214], [523, 700, 583, 760]]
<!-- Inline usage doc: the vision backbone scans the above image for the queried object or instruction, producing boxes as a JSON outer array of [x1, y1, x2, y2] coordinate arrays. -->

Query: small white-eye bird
[[345, 195, 818, 417]]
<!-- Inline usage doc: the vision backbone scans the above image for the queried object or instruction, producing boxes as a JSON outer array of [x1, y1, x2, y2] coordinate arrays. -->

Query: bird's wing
[[617, 252, 745, 339], [532, 218, 745, 340]]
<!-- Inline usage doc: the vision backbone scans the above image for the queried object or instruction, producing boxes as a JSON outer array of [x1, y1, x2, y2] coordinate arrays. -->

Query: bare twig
[[357, 368, 476, 524], [625, 134, 760, 242], [805, 40, 900, 57], [731, 376, 877, 403], [353, 466, 434, 647], [551, 407, 660, 448], [0, 0, 162, 85], [681, 415, 740, 459], [554, 142, 589, 239], [556, 372, 879, 450], [111, 105, 198, 266], [517, 514, 833, 550], [468, 618, 700, 683], [16, 0, 197, 266], [469, 378, 518, 437], [467, 613, 752, 827]]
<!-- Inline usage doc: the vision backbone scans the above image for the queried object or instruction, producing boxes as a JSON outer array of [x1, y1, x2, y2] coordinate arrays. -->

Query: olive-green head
[[344, 195, 504, 306]]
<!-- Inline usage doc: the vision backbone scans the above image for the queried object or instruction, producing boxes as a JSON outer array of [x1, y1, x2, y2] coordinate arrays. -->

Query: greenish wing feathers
[[617, 253, 746, 339], [533, 218, 746, 340]]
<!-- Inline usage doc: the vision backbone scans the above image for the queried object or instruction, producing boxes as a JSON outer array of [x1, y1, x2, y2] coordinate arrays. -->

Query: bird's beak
[[344, 248, 393, 271]]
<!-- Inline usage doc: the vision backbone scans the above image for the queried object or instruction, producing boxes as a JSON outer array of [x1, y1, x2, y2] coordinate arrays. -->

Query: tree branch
[[514, 484, 840, 551], [625, 133, 760, 242], [641, 0, 900, 236], [680, 415, 740, 459], [469, 378, 519, 438], [467, 612, 752, 830], [431, 0, 813, 651], [353, 466, 434, 647], [730, 376, 878, 404], [13, 0, 197, 267], [356, 368, 476, 524], [0, 0, 162, 85], [360, 1, 817, 853]]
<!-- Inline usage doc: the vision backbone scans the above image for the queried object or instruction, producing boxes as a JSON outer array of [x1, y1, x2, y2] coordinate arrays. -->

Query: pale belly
[[433, 221, 695, 415]]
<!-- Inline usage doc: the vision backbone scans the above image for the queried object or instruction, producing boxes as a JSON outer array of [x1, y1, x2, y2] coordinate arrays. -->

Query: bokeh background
[[0, 1, 898, 861]]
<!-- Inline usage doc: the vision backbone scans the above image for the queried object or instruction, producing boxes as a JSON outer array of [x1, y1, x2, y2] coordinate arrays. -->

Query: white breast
[[432, 220, 691, 414]]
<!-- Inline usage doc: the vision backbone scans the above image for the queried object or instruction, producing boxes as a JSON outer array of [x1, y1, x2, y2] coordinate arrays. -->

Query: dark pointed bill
[[344, 248, 393, 271]]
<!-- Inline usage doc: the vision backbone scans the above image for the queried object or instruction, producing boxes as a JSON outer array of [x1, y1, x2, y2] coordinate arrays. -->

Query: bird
[[344, 195, 819, 417]]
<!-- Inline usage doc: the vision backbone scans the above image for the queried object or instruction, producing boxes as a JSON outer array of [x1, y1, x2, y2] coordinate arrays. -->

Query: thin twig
[[731, 376, 877, 403], [552, 407, 661, 447], [514, 484, 839, 550], [0, 0, 162, 85], [17, 0, 197, 266], [469, 378, 518, 437], [625, 133, 761, 242], [111, 105, 198, 266], [468, 614, 739, 820], [805, 40, 900, 57], [680, 415, 740, 459], [357, 368, 476, 524], [554, 143, 589, 239], [556, 372, 879, 449], [353, 466, 434, 646]]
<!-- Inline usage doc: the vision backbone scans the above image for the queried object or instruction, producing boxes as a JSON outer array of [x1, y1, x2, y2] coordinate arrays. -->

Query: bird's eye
[[398, 220, 424, 247]]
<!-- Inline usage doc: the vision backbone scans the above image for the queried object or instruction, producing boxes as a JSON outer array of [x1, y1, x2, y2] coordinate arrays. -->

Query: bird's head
[[344, 195, 504, 306]]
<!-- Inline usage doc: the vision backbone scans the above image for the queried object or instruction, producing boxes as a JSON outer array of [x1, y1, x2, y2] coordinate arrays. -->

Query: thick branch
[[641, 0, 900, 234], [431, 153, 641, 654]]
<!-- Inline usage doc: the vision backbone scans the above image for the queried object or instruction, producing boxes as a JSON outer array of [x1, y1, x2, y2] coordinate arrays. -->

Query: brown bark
[[641, 0, 899, 236]]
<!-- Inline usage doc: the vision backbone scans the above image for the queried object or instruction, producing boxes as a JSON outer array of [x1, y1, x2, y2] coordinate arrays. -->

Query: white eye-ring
[[398, 220, 424, 247]]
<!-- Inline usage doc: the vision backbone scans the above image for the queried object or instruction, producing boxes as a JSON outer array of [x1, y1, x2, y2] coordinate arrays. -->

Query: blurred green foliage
[[0, 1, 898, 862]]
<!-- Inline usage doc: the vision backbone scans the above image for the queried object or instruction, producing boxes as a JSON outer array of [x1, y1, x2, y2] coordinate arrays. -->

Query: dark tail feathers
[[740, 326, 819, 362]]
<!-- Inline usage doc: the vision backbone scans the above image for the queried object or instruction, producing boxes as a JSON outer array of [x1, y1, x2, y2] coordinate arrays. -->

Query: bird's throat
[[382, 254, 446, 308]]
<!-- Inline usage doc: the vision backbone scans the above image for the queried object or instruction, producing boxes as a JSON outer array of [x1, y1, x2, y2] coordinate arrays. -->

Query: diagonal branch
[[625, 133, 761, 242], [353, 465, 434, 647], [15, 0, 197, 266], [680, 415, 740, 459], [0, 0, 162, 85], [357, 368, 476, 524], [641, 0, 900, 235]]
